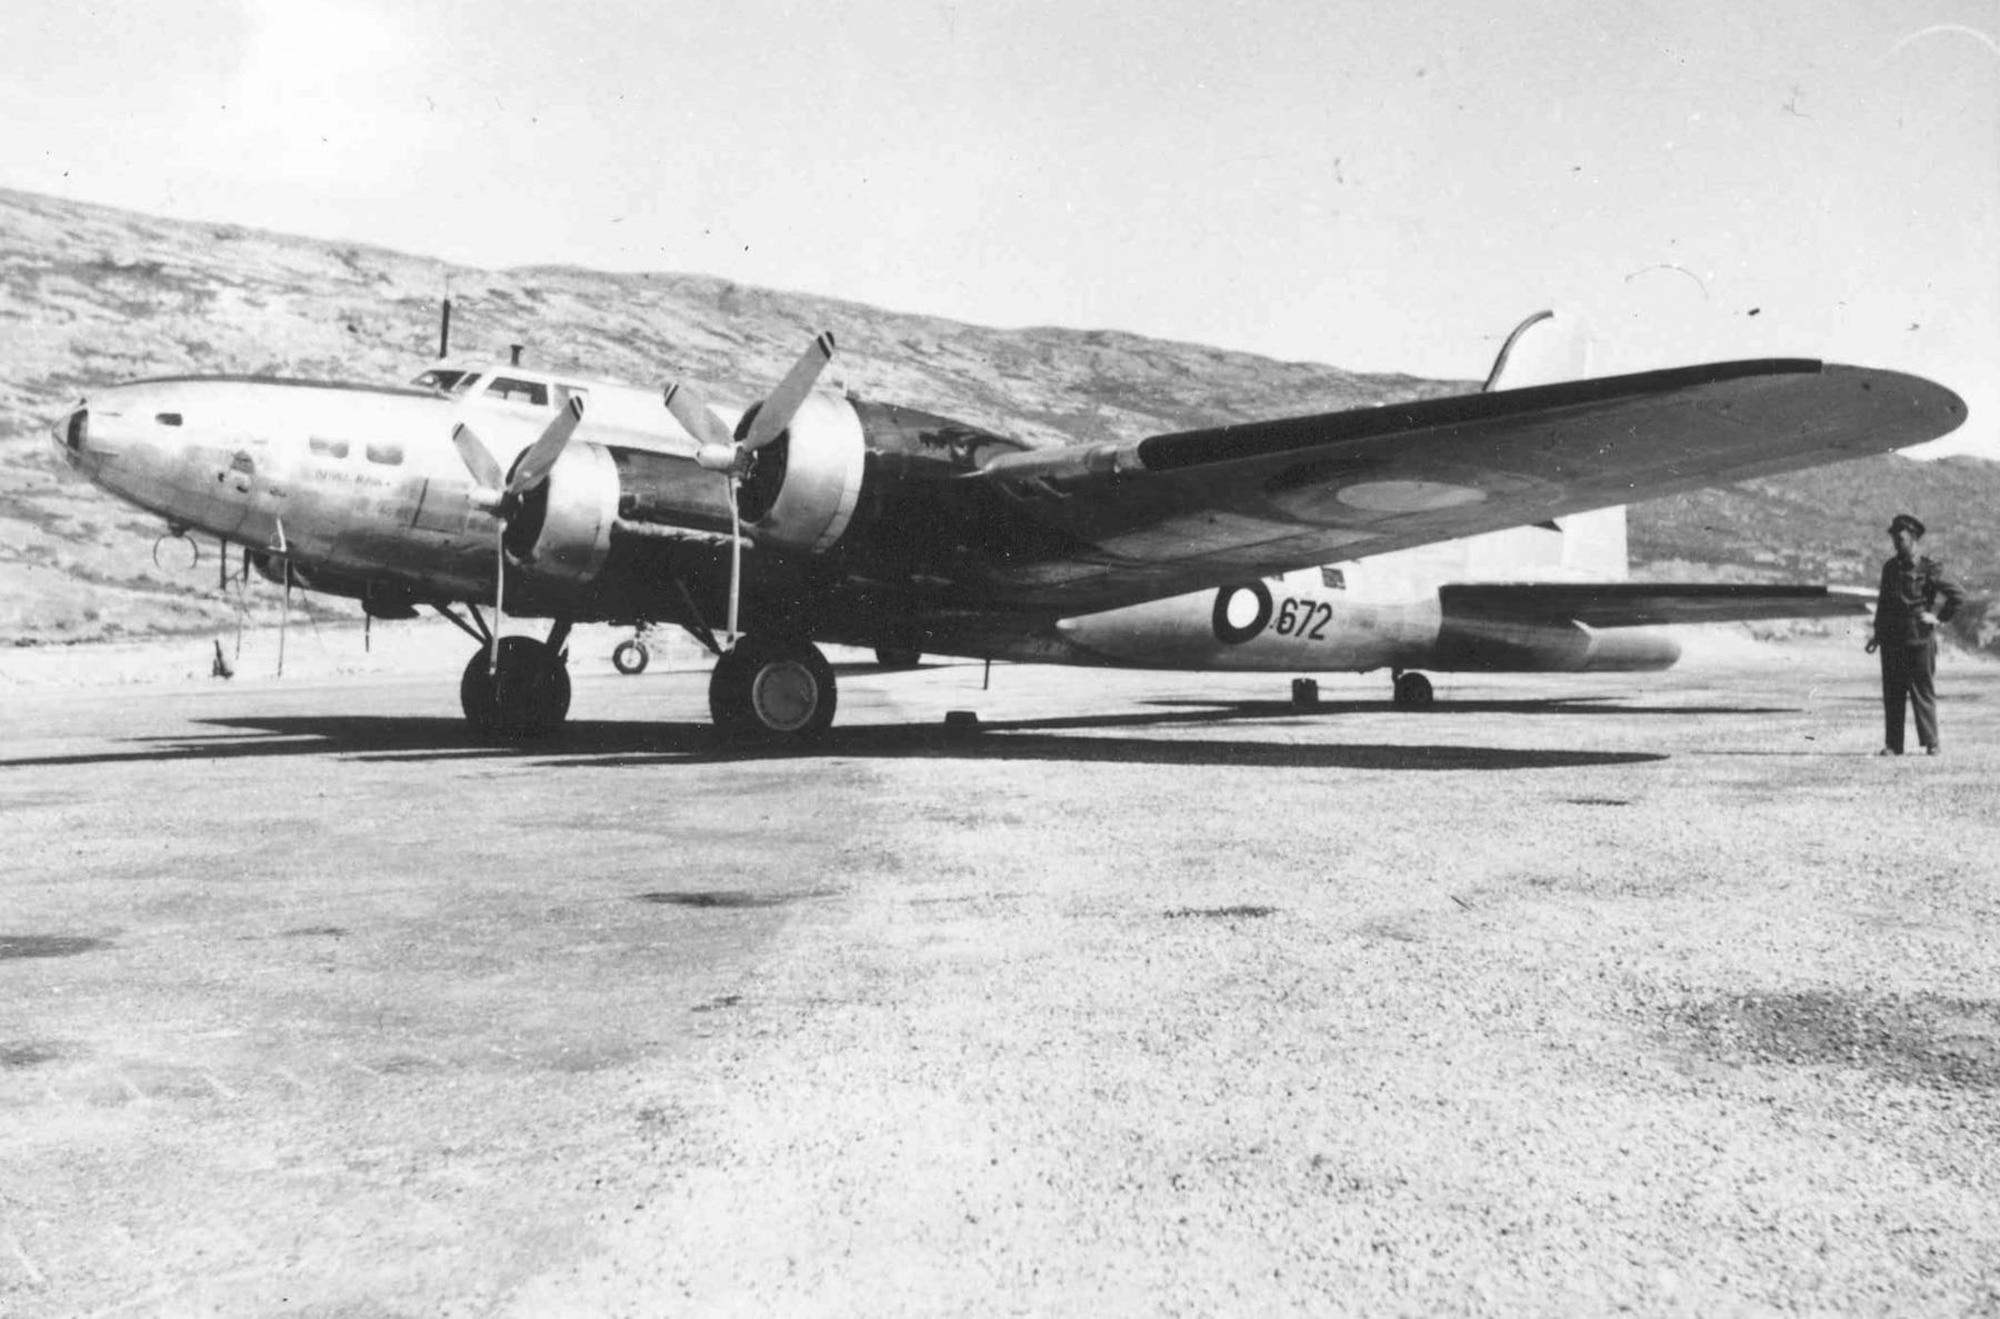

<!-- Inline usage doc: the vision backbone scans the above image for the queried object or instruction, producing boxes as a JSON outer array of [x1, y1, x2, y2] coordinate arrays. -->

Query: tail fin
[[1486, 310, 1625, 580], [1314, 311, 1625, 593], [1482, 310, 1594, 392]]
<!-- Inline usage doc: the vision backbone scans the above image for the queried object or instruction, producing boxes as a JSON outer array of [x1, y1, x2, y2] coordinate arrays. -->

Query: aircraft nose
[[51, 403, 89, 462]]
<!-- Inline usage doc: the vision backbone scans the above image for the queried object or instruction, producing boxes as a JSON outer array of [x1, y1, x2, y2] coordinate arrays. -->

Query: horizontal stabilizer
[[1439, 582, 1875, 629]]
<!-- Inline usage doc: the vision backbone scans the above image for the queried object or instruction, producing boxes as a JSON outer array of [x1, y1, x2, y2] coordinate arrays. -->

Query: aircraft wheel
[[613, 639, 650, 675], [1392, 671, 1434, 707], [709, 637, 837, 739], [460, 638, 572, 737], [874, 646, 921, 670]]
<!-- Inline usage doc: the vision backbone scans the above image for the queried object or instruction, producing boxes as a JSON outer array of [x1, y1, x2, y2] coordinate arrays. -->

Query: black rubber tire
[[612, 639, 650, 675], [460, 649, 497, 733], [460, 638, 571, 737], [1393, 671, 1435, 707], [706, 646, 755, 734], [708, 637, 837, 739]]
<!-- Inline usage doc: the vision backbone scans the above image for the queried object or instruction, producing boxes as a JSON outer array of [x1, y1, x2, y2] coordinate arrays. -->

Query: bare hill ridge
[[1, 186, 1991, 650]]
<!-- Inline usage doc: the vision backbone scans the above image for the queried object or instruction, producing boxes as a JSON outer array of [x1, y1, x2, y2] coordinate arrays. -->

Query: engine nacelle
[[504, 440, 619, 586], [736, 393, 868, 552]]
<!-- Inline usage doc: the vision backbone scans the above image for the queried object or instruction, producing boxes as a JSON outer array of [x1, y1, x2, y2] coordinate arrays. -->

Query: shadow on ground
[[1146, 697, 1801, 717], [1662, 989, 2000, 1091], [0, 705, 1672, 772]]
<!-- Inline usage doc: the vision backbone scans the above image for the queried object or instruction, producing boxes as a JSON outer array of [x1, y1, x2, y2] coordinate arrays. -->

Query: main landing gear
[[708, 635, 837, 739], [461, 635, 572, 737], [437, 605, 573, 737], [1391, 669, 1434, 707]]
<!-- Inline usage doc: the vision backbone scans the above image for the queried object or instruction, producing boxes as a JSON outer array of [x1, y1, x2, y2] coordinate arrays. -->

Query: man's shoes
[[1925, 745, 1940, 756], [1877, 747, 1902, 756]]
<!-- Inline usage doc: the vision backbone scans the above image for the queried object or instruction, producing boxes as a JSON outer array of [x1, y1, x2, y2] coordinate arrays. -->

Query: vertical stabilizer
[[1482, 310, 1594, 392], [1485, 310, 1624, 580], [1319, 310, 1627, 594]]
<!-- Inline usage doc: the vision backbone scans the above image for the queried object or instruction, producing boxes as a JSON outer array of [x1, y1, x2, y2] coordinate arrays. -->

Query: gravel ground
[[3, 629, 1997, 1315]]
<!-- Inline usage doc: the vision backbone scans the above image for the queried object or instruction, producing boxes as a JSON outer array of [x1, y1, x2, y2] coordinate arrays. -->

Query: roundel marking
[[1211, 582, 1274, 645]]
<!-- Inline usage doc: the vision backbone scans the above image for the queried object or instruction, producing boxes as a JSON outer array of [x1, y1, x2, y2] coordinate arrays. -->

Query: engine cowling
[[503, 440, 619, 586], [736, 393, 868, 552]]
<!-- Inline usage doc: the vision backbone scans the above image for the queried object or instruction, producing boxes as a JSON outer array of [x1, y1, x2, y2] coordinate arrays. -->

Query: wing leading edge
[[967, 360, 1964, 613]]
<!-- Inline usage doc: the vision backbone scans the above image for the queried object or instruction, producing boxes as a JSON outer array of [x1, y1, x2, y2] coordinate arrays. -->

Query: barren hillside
[[2, 186, 1990, 651]]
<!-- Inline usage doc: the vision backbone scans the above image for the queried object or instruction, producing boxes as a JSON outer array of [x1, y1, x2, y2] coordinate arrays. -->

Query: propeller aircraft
[[49, 309, 1965, 738]]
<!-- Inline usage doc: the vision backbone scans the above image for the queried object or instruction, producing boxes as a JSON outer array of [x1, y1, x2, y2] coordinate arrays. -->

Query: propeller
[[661, 332, 835, 648], [449, 390, 586, 671]]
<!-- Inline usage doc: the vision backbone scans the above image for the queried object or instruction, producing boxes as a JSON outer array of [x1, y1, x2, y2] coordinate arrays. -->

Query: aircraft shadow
[[1143, 697, 1802, 717], [0, 706, 1667, 772]]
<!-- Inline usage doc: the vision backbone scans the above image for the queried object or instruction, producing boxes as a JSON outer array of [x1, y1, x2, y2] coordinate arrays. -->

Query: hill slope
[[1629, 457, 2000, 649], [1, 187, 1990, 650]]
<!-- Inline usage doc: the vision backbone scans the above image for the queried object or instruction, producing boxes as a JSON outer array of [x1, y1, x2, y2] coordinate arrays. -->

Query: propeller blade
[[742, 331, 836, 452], [451, 421, 504, 492], [506, 392, 586, 496], [662, 379, 739, 453]]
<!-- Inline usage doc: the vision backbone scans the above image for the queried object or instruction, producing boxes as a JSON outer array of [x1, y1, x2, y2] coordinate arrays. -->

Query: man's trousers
[[1881, 640, 1939, 753]]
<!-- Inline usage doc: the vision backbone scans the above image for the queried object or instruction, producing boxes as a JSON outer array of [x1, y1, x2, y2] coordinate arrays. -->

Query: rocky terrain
[[3, 186, 1993, 651]]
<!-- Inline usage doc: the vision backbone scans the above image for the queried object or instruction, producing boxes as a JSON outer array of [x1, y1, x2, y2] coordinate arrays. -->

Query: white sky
[[3, 0, 1995, 455]]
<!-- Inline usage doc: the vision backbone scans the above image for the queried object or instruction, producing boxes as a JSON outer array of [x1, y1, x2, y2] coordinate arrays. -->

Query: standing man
[[1866, 513, 1964, 755]]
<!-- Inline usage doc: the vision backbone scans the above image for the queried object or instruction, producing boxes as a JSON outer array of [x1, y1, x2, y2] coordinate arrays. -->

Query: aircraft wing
[[1436, 582, 1876, 629], [964, 360, 1962, 613]]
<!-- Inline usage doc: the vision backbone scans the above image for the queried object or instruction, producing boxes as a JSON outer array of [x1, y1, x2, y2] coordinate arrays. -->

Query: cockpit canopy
[[408, 358, 740, 442], [409, 363, 584, 411], [410, 366, 486, 397]]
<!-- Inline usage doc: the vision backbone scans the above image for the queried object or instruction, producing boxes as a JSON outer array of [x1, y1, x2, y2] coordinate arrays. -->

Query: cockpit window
[[411, 369, 485, 395], [484, 376, 548, 407], [155, 412, 183, 427]]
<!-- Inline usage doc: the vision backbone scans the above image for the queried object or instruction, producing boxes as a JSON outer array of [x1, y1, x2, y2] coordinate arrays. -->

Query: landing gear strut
[[459, 629, 573, 737], [708, 636, 837, 739], [1392, 670, 1434, 708]]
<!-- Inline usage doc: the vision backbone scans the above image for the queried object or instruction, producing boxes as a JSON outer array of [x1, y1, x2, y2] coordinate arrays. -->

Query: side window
[[365, 442, 404, 466], [485, 376, 549, 407], [1320, 567, 1346, 590], [309, 436, 350, 459]]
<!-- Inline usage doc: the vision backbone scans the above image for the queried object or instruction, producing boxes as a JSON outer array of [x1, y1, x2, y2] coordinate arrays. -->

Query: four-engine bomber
[[51, 314, 1967, 738]]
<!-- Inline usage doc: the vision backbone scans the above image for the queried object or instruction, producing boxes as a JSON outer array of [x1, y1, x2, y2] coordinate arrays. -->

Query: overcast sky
[[3, 0, 1995, 455]]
